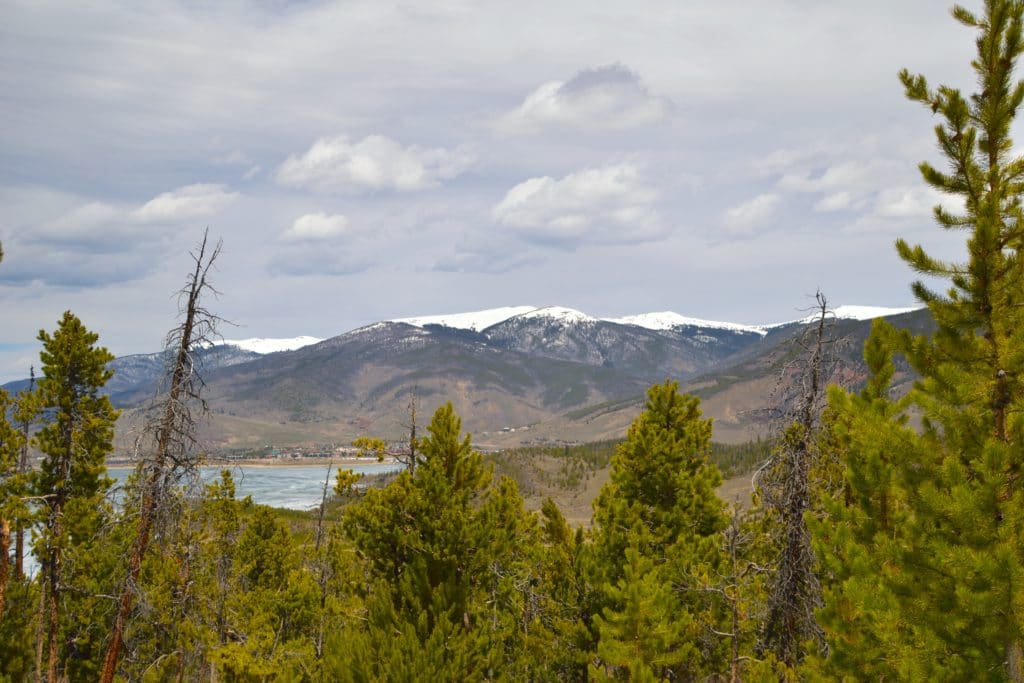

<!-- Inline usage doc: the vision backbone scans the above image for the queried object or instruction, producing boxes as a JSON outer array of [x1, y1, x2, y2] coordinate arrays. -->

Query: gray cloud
[[498, 64, 672, 134], [0, 183, 238, 286], [267, 248, 371, 277], [0, 0, 982, 382]]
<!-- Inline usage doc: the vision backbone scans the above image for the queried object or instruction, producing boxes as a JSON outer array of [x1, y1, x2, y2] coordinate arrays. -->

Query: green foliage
[[711, 438, 772, 478], [331, 402, 551, 678], [811, 2, 1024, 679], [351, 435, 386, 461], [33, 311, 118, 508], [0, 579, 35, 681], [29, 311, 120, 680], [590, 381, 729, 679]]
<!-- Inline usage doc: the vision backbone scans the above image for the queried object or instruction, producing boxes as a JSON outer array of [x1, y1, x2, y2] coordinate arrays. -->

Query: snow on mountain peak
[[388, 303, 921, 336], [766, 304, 923, 328], [217, 336, 323, 354], [605, 311, 767, 336], [830, 305, 921, 320], [513, 306, 596, 324], [394, 306, 537, 332]]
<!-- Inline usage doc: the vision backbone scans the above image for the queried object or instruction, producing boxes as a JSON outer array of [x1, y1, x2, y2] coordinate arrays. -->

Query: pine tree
[[31, 311, 119, 681], [814, 2, 1024, 679], [332, 402, 544, 678], [590, 381, 728, 679]]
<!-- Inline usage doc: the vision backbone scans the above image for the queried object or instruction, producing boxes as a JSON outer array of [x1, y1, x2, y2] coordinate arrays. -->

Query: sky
[[0, 0, 991, 381]]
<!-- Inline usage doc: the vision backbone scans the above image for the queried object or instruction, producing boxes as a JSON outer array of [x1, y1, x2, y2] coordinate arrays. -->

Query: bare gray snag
[[756, 291, 842, 666], [13, 367, 35, 580], [100, 230, 225, 683]]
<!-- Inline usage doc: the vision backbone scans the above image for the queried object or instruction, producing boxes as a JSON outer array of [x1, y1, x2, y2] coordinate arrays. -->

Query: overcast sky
[[0, 0, 990, 381]]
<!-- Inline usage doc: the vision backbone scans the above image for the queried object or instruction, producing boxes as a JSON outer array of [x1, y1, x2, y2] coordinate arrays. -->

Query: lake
[[19, 461, 403, 577], [108, 461, 404, 510]]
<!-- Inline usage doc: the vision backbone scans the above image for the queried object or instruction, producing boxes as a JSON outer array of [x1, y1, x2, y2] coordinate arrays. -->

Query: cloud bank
[[493, 163, 663, 248]]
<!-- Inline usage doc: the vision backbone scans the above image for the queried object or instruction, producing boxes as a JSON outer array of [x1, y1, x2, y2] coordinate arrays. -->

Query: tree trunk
[[99, 233, 218, 683], [47, 556, 59, 682], [0, 518, 9, 622], [34, 574, 45, 683], [99, 483, 156, 681], [43, 429, 70, 683], [1008, 640, 1024, 683]]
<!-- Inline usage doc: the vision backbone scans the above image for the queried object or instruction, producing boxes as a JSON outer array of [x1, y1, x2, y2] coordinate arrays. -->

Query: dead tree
[[700, 506, 760, 683], [313, 464, 333, 663], [397, 388, 421, 475], [755, 291, 841, 667], [13, 367, 35, 580], [100, 231, 224, 683]]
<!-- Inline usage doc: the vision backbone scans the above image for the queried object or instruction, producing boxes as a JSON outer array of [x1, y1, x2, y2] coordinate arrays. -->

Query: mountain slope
[[4, 304, 928, 454]]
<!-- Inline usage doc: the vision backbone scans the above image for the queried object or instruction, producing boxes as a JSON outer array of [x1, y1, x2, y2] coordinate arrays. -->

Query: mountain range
[[3, 304, 928, 454]]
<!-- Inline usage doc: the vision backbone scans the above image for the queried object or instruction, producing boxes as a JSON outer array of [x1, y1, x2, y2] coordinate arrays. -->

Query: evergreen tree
[[810, 324, 913, 680], [536, 498, 600, 680], [332, 402, 544, 679], [31, 311, 119, 681], [814, 2, 1024, 679], [590, 381, 728, 679]]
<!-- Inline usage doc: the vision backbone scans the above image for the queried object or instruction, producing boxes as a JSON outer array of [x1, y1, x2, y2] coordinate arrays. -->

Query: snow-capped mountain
[[605, 311, 767, 336], [394, 306, 536, 332], [757, 304, 921, 329], [3, 303, 932, 453], [215, 336, 323, 354], [391, 304, 922, 336]]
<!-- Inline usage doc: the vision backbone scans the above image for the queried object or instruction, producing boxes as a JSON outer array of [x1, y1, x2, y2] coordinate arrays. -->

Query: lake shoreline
[[107, 456, 403, 470]]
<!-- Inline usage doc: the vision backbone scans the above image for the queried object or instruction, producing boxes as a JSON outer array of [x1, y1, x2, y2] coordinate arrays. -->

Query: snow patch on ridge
[[513, 306, 596, 325], [217, 336, 323, 354], [764, 304, 923, 328], [606, 311, 767, 336], [395, 306, 537, 332], [386, 303, 922, 336]]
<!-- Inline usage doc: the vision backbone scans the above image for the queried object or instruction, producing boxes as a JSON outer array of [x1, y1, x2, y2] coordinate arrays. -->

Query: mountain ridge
[[3, 304, 930, 455]]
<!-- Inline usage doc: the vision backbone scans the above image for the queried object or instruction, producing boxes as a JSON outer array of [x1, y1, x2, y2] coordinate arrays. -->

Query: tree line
[[4, 0, 1024, 679]]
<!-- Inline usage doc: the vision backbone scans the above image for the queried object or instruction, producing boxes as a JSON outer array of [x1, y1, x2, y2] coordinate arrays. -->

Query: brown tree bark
[[99, 232, 221, 683], [0, 518, 9, 622], [13, 367, 34, 580]]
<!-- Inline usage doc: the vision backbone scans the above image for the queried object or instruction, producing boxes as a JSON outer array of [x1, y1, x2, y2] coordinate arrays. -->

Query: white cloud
[[875, 187, 965, 219], [46, 201, 122, 233], [815, 191, 856, 212], [133, 184, 238, 223], [2, 183, 239, 286], [722, 193, 781, 234], [777, 160, 902, 194], [282, 212, 349, 242], [276, 134, 473, 193], [499, 64, 671, 134], [492, 163, 662, 247]]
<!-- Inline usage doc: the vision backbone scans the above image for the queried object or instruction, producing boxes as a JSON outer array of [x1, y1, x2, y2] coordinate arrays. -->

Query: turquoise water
[[19, 461, 402, 577], [108, 461, 403, 510]]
